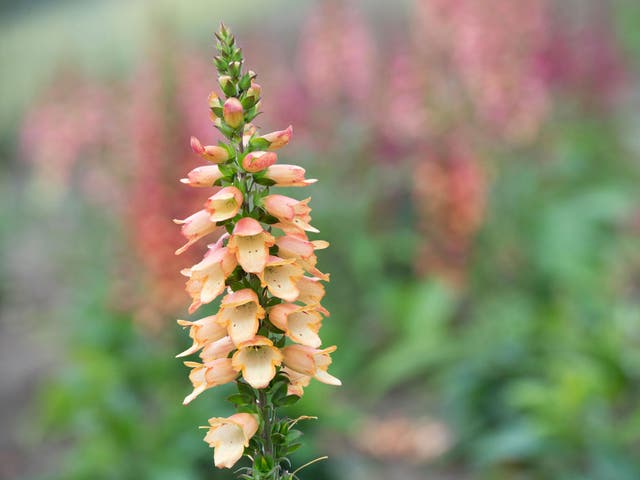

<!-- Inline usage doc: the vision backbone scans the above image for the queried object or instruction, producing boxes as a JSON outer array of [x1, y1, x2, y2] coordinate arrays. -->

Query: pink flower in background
[[415, 0, 550, 143], [413, 140, 487, 285], [297, 0, 376, 112]]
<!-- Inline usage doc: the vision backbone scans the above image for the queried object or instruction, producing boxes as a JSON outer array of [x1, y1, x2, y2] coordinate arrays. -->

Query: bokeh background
[[2, 0, 640, 479]]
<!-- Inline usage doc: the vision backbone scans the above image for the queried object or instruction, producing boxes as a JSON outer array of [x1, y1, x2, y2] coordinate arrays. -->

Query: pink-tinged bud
[[260, 125, 293, 151], [190, 136, 229, 163], [246, 81, 261, 99], [181, 165, 223, 187], [218, 75, 233, 91], [264, 164, 317, 187], [223, 98, 244, 128], [242, 151, 277, 173], [208, 91, 221, 109]]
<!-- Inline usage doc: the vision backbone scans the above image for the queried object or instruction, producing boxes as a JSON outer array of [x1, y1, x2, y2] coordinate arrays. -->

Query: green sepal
[[254, 176, 276, 187], [238, 73, 252, 91], [211, 106, 223, 117], [227, 393, 253, 406], [248, 137, 269, 150], [216, 122, 235, 138], [241, 95, 258, 110]]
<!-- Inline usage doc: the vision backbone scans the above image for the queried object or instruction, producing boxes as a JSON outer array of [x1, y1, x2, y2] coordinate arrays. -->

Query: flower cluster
[[174, 24, 339, 477]]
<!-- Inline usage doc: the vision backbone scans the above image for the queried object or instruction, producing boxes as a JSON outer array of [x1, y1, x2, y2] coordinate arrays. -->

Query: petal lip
[[233, 217, 264, 236]]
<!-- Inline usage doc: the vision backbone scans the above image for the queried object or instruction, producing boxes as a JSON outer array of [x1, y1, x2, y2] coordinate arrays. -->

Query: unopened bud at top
[[246, 81, 261, 99], [223, 98, 244, 128], [260, 125, 293, 151], [219, 75, 236, 96]]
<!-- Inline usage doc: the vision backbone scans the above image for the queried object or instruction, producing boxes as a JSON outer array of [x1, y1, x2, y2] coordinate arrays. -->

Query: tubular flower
[[190, 136, 230, 163], [242, 150, 277, 173], [181, 246, 238, 314], [174, 209, 218, 255], [203, 413, 259, 469], [263, 164, 317, 187], [204, 186, 243, 222], [269, 303, 324, 348], [180, 165, 223, 187], [176, 316, 227, 357], [215, 289, 265, 345], [183, 358, 238, 405], [231, 336, 283, 388], [257, 256, 304, 302], [262, 194, 318, 234], [227, 217, 275, 273], [258, 125, 293, 150], [175, 25, 337, 475], [282, 344, 341, 386], [276, 235, 329, 280]]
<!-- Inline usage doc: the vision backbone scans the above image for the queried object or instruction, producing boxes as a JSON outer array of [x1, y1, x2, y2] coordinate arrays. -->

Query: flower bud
[[259, 125, 293, 151], [263, 164, 317, 187], [190, 136, 230, 163], [218, 75, 236, 96], [223, 98, 244, 128], [180, 165, 224, 187], [242, 151, 277, 173], [208, 91, 222, 109], [246, 81, 261, 99]]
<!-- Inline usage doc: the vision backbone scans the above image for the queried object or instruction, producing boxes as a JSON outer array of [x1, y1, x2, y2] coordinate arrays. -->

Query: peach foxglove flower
[[223, 97, 244, 128], [257, 256, 304, 302], [242, 151, 277, 173], [263, 164, 317, 187], [183, 358, 237, 405], [231, 336, 283, 388], [282, 367, 311, 397], [205, 186, 243, 223], [203, 413, 259, 469], [276, 235, 329, 280], [181, 165, 223, 187], [269, 303, 323, 348], [190, 136, 230, 164], [174, 209, 218, 255], [296, 276, 328, 315], [176, 315, 227, 357], [227, 217, 276, 273], [259, 125, 293, 151], [263, 194, 318, 234], [199, 336, 236, 363], [182, 246, 238, 313], [282, 344, 341, 386], [215, 288, 265, 345]]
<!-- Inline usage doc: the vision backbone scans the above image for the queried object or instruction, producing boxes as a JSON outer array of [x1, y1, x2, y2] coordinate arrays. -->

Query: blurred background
[[2, 0, 640, 479]]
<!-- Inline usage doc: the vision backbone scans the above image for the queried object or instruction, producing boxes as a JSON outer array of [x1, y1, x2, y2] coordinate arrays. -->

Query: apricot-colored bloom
[[263, 194, 318, 234], [200, 336, 235, 363], [231, 336, 283, 388], [259, 125, 293, 150], [276, 235, 329, 280], [215, 288, 265, 345], [223, 97, 244, 128], [269, 303, 323, 348], [183, 358, 237, 405], [190, 136, 229, 163], [176, 315, 227, 357], [257, 256, 304, 302], [174, 209, 218, 255], [181, 165, 223, 187], [282, 367, 311, 397], [182, 246, 238, 314], [227, 217, 276, 273], [263, 165, 317, 187], [204, 413, 259, 469], [296, 276, 327, 311], [242, 151, 277, 173], [282, 344, 341, 386], [205, 186, 243, 222]]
